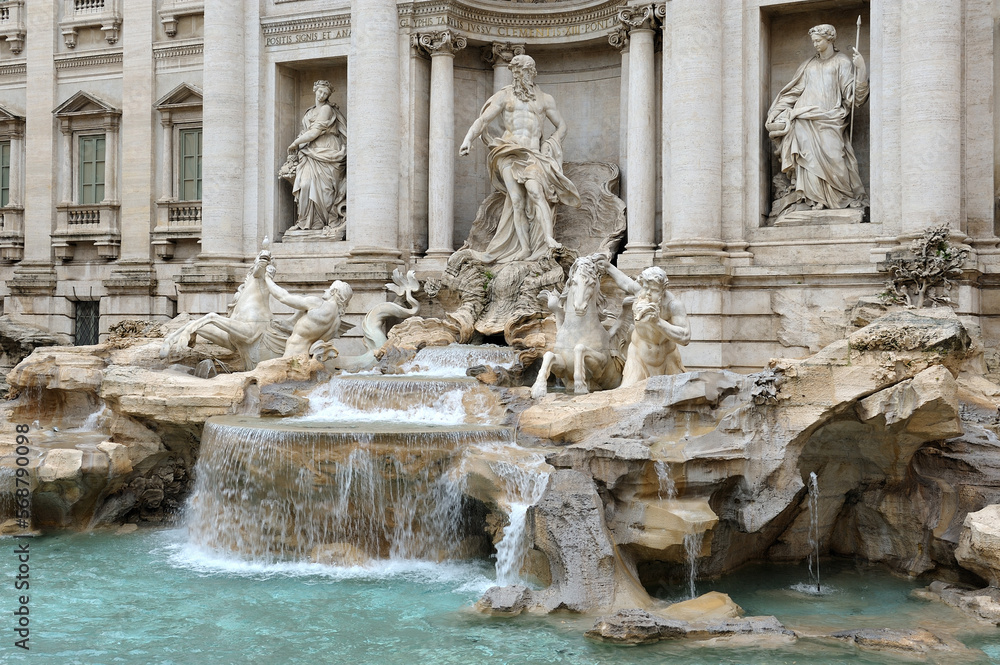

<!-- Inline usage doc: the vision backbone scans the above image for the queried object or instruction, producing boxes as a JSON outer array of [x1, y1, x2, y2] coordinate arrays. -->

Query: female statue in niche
[[765, 24, 869, 222], [280, 80, 347, 238]]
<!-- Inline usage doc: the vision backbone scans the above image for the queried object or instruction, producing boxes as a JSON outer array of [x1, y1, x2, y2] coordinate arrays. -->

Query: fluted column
[[417, 31, 466, 262], [159, 114, 174, 200], [899, 0, 962, 237], [484, 42, 524, 94], [199, 0, 245, 260], [660, 0, 726, 259], [619, 5, 658, 257], [348, 0, 401, 261]]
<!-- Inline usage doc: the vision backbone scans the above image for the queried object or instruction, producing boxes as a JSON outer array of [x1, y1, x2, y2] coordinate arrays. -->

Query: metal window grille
[[75, 301, 100, 346]]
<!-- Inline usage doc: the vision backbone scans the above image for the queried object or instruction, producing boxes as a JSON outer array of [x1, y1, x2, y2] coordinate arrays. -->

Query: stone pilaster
[[199, 0, 245, 262], [417, 30, 466, 263], [347, 0, 402, 265], [8, 0, 58, 328], [119, 0, 155, 257], [617, 5, 659, 265], [483, 42, 524, 94], [659, 0, 727, 261], [899, 0, 963, 239]]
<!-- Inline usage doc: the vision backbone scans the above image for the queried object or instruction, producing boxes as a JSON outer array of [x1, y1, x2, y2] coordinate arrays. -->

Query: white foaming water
[[186, 420, 479, 564], [304, 380, 469, 426], [400, 344, 520, 378], [807, 471, 821, 593], [70, 406, 108, 432], [481, 447, 550, 586], [684, 530, 705, 599], [654, 460, 676, 500]]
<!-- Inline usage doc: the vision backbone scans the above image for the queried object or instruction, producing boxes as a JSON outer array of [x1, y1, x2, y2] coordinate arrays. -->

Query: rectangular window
[[179, 128, 202, 201], [0, 141, 10, 207], [74, 301, 100, 346], [78, 134, 105, 205]]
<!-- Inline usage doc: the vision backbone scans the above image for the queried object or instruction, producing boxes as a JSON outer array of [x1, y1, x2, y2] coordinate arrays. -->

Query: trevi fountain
[[2, 1, 1000, 663]]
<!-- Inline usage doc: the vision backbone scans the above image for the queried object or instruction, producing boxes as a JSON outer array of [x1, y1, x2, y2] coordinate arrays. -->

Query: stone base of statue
[[772, 207, 867, 227], [281, 222, 347, 242], [408, 162, 626, 351]]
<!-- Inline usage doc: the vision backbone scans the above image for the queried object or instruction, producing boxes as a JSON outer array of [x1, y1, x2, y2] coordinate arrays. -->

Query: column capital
[[618, 4, 660, 33], [481, 41, 525, 66], [413, 30, 467, 58]]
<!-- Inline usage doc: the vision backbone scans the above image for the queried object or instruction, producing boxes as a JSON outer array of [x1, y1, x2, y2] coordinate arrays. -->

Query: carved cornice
[[0, 62, 25, 77], [414, 29, 467, 57], [481, 41, 525, 65], [153, 41, 204, 60], [54, 51, 123, 70], [261, 12, 351, 36], [397, 1, 625, 43]]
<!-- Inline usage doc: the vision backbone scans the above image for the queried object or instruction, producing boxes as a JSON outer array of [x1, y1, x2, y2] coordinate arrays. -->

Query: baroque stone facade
[[0, 0, 996, 371]]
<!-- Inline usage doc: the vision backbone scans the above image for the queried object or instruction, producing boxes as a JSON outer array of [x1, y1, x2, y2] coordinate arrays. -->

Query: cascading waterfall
[[185, 343, 553, 570], [187, 418, 509, 563], [400, 344, 521, 377], [654, 460, 676, 500], [683, 530, 704, 599], [808, 471, 821, 592], [489, 453, 550, 586]]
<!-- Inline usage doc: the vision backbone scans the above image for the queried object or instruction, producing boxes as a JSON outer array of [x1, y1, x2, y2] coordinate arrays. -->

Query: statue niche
[[279, 80, 348, 240], [765, 22, 869, 226], [411, 54, 626, 350]]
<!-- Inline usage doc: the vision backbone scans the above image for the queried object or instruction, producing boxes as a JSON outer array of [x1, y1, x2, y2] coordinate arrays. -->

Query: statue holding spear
[[765, 21, 870, 220]]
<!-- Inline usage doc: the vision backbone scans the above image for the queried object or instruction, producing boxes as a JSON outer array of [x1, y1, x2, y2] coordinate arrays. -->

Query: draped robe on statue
[[767, 51, 869, 212], [477, 92, 581, 264], [291, 103, 347, 231]]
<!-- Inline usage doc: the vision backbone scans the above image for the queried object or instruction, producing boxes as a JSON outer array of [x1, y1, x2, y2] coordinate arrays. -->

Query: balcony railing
[[0, 205, 23, 262], [0, 1, 25, 54], [152, 200, 201, 259], [61, 0, 120, 47], [54, 202, 120, 260]]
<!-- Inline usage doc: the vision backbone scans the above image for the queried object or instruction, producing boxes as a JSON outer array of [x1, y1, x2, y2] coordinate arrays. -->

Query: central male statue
[[459, 54, 580, 264]]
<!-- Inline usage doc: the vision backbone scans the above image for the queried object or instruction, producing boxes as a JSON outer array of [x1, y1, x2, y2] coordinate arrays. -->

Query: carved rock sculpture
[[766, 23, 869, 225], [160, 242, 289, 371], [530, 254, 628, 399], [603, 263, 691, 387], [418, 162, 626, 350], [458, 54, 580, 264], [280, 80, 347, 240], [881, 226, 969, 308], [310, 268, 421, 372]]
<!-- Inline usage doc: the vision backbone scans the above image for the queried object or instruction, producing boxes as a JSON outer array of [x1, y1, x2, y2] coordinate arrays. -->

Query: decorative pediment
[[155, 83, 203, 111], [0, 101, 24, 123], [53, 91, 121, 119]]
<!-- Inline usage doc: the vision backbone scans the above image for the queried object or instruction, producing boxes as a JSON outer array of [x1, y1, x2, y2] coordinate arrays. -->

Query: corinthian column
[[660, 0, 726, 259], [483, 42, 524, 94], [899, 0, 962, 238], [348, 0, 402, 262], [618, 5, 659, 261], [418, 30, 466, 262]]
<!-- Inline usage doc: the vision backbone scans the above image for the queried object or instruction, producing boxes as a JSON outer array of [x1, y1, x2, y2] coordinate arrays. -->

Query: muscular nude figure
[[602, 261, 691, 386], [458, 54, 580, 264], [263, 275, 352, 357]]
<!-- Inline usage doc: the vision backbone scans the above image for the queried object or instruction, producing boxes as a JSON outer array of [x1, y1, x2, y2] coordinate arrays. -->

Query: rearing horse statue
[[530, 254, 626, 399], [159, 246, 288, 370]]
